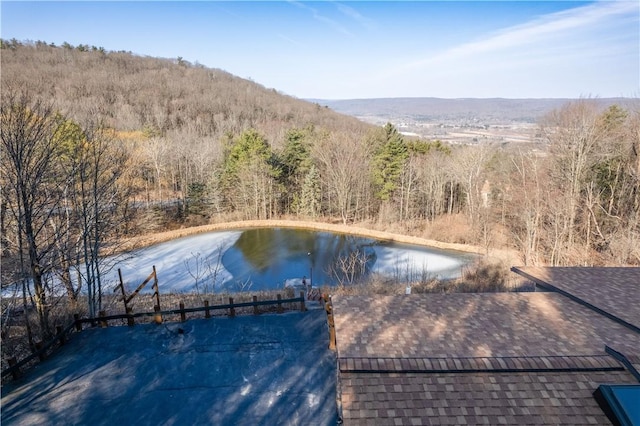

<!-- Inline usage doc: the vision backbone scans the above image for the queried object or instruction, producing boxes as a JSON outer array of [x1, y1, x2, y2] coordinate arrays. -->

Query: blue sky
[[1, 1, 638, 99]]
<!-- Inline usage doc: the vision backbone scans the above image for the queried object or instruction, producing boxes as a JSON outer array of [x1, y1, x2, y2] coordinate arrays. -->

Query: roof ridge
[[339, 355, 624, 374]]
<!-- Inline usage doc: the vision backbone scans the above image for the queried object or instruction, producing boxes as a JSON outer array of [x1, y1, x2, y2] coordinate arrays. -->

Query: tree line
[[1, 40, 639, 347]]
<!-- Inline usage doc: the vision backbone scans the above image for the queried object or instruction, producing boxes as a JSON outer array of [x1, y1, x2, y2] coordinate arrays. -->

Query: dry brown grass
[[121, 218, 488, 255], [327, 257, 525, 297]]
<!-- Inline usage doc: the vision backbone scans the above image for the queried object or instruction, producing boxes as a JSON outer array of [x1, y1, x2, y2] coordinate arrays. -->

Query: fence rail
[[3, 321, 77, 380], [2, 292, 306, 380]]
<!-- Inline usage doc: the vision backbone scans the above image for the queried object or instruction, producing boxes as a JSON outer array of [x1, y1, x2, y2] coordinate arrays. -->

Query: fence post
[[179, 302, 186, 322], [117, 268, 129, 313], [229, 297, 235, 318], [35, 341, 45, 361], [56, 325, 66, 345], [126, 307, 135, 327], [277, 294, 283, 314], [253, 296, 259, 315], [320, 295, 336, 351], [152, 265, 161, 309], [328, 317, 336, 350], [326, 296, 336, 351], [74, 313, 82, 332], [299, 291, 306, 312], [99, 311, 108, 328], [8, 357, 19, 380], [154, 305, 163, 324], [204, 300, 211, 319]]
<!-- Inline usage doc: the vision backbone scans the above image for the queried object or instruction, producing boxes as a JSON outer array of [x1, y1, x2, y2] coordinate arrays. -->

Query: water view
[[107, 228, 477, 294]]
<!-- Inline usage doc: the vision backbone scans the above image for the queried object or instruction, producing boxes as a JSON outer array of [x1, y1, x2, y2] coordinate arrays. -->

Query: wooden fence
[[2, 292, 306, 381]]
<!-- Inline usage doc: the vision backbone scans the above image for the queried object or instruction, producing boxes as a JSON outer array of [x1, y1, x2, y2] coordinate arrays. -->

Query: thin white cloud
[[407, 0, 638, 69], [287, 0, 353, 36], [278, 33, 305, 48], [334, 2, 376, 30], [354, 0, 638, 98]]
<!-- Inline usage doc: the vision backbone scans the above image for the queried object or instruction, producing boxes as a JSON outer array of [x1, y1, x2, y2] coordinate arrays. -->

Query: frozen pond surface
[[107, 228, 476, 294]]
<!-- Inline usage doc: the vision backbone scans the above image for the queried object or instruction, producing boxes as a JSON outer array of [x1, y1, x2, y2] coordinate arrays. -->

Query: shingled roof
[[331, 267, 640, 425], [339, 370, 636, 425], [512, 266, 640, 333]]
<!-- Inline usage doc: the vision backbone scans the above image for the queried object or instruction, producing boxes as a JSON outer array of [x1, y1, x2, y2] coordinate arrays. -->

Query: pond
[[108, 228, 477, 294]]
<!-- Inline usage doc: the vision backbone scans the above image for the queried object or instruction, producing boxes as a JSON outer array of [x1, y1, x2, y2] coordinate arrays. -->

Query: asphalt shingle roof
[[512, 266, 640, 332], [339, 370, 637, 426], [333, 293, 640, 362], [332, 268, 640, 426]]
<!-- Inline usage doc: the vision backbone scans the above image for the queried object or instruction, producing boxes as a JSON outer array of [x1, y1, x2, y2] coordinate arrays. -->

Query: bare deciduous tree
[[1, 89, 62, 337], [314, 132, 371, 224]]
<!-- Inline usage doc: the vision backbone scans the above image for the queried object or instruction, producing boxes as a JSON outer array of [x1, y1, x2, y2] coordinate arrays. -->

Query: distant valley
[[311, 97, 636, 145]]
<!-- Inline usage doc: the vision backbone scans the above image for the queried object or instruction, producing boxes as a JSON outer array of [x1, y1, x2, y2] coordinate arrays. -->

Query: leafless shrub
[[329, 258, 513, 296], [326, 250, 371, 288]]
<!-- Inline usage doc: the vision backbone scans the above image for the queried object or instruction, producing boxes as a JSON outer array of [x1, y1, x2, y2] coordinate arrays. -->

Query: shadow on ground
[[1, 310, 337, 426]]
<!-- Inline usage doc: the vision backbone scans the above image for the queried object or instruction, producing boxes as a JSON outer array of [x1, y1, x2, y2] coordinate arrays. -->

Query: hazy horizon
[[306, 95, 636, 101]]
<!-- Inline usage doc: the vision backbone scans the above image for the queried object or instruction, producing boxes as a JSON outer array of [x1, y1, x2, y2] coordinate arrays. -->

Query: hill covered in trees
[[0, 39, 371, 143], [1, 40, 639, 348]]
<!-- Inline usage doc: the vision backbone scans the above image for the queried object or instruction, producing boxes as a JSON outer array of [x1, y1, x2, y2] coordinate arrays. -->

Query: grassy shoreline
[[121, 218, 522, 267], [125, 219, 486, 254]]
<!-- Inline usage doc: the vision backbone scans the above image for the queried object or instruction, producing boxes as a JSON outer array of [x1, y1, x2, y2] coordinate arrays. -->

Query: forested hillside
[[1, 40, 639, 341], [1, 40, 372, 136]]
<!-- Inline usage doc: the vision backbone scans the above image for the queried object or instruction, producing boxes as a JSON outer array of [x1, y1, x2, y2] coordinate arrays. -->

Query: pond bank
[[122, 219, 522, 267], [124, 219, 488, 255]]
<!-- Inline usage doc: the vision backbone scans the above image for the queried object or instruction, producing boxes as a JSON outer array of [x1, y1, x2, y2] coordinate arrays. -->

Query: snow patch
[[104, 231, 242, 294], [371, 245, 465, 280]]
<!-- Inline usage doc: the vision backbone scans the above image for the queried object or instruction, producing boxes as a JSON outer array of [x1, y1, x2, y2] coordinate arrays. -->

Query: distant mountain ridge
[[309, 97, 637, 124]]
